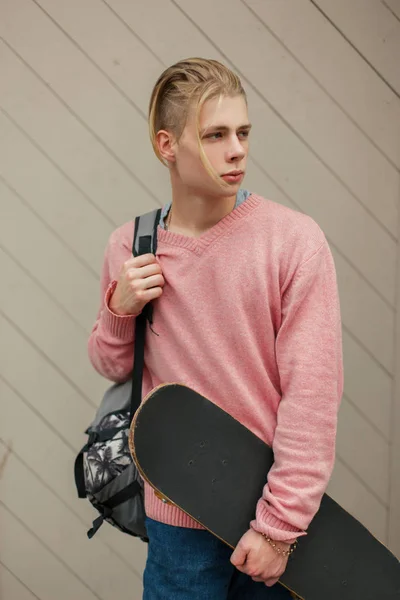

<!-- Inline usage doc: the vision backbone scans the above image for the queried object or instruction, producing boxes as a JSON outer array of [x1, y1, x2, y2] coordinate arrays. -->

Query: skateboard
[[129, 383, 400, 600]]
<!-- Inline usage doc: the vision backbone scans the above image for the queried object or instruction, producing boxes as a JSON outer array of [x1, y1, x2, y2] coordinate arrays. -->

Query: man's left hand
[[230, 528, 290, 587]]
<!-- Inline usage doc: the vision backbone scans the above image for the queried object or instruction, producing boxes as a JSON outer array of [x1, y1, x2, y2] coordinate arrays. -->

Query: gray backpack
[[74, 208, 162, 541]]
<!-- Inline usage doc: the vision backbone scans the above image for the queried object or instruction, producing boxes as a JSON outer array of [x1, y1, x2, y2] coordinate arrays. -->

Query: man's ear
[[156, 130, 176, 164]]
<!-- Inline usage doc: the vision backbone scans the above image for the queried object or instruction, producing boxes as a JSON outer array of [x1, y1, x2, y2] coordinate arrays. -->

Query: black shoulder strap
[[130, 208, 162, 421], [132, 208, 161, 257]]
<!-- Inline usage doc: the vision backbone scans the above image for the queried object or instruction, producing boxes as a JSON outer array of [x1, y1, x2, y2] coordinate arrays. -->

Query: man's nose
[[227, 135, 246, 162]]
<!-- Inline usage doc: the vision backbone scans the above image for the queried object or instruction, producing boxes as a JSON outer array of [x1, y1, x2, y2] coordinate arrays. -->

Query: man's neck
[[167, 189, 237, 238]]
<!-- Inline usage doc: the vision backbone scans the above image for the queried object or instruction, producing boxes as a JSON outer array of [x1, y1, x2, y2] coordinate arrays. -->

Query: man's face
[[172, 94, 251, 197]]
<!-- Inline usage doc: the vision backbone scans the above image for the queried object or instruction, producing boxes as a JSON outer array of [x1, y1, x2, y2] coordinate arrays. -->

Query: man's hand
[[230, 529, 289, 587], [109, 254, 164, 316]]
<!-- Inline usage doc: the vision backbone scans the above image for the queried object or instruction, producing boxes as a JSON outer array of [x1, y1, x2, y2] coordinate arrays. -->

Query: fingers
[[140, 286, 163, 303], [230, 545, 247, 568], [124, 253, 158, 269], [110, 253, 164, 316], [132, 273, 165, 291], [231, 530, 287, 588], [129, 262, 163, 280], [239, 555, 283, 587]]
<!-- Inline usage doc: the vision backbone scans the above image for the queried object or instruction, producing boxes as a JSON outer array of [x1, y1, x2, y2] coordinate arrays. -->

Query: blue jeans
[[143, 518, 295, 600]]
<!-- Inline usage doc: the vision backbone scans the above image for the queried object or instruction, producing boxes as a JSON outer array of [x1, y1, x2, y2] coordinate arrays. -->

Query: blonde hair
[[148, 58, 247, 185]]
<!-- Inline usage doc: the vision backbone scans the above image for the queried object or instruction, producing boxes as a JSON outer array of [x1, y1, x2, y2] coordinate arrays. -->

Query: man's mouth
[[221, 170, 244, 183]]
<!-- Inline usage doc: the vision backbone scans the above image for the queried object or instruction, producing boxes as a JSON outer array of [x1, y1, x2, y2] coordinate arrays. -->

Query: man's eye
[[238, 131, 250, 139], [207, 132, 222, 139]]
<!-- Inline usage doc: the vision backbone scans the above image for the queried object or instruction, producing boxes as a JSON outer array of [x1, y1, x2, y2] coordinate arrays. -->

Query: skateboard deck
[[129, 383, 400, 600]]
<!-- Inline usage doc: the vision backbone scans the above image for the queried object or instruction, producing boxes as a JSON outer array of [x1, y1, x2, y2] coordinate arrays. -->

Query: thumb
[[230, 542, 248, 567]]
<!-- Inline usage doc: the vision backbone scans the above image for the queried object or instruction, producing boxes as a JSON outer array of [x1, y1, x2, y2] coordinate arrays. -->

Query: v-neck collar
[[159, 188, 251, 230], [156, 194, 261, 256]]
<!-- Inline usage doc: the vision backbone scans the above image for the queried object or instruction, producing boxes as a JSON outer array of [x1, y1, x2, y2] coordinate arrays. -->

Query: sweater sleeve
[[251, 237, 343, 543], [88, 229, 138, 383]]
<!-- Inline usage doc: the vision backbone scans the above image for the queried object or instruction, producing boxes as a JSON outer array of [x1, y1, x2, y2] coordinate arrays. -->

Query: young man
[[89, 58, 343, 599]]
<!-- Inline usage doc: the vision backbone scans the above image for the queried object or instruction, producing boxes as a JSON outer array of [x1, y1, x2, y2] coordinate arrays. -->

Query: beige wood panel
[[336, 399, 390, 504], [243, 0, 400, 168], [0, 0, 168, 204], [0, 564, 39, 600], [327, 459, 387, 543], [0, 111, 112, 275], [0, 249, 104, 402], [342, 332, 392, 440], [34, 0, 164, 116], [332, 248, 394, 373], [0, 180, 97, 333], [0, 377, 147, 578], [0, 442, 143, 600], [245, 160, 295, 211], [0, 502, 99, 600], [0, 40, 160, 227], [105, 0, 397, 307], [0, 315, 96, 450], [314, 0, 400, 95], [173, 0, 398, 239], [389, 216, 400, 557], [383, 0, 400, 20]]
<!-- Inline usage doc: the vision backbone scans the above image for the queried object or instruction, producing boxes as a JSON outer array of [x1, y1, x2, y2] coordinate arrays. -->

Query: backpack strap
[[130, 208, 162, 420], [74, 208, 161, 503], [132, 208, 162, 257]]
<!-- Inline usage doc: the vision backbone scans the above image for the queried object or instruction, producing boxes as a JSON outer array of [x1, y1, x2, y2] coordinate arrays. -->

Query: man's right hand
[[109, 254, 165, 316]]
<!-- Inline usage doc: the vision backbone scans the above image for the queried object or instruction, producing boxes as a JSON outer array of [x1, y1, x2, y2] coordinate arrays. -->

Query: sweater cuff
[[250, 499, 306, 545], [101, 281, 137, 340]]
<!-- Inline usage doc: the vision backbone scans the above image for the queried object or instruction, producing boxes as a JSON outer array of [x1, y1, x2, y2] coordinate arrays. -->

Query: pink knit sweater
[[88, 194, 343, 543]]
